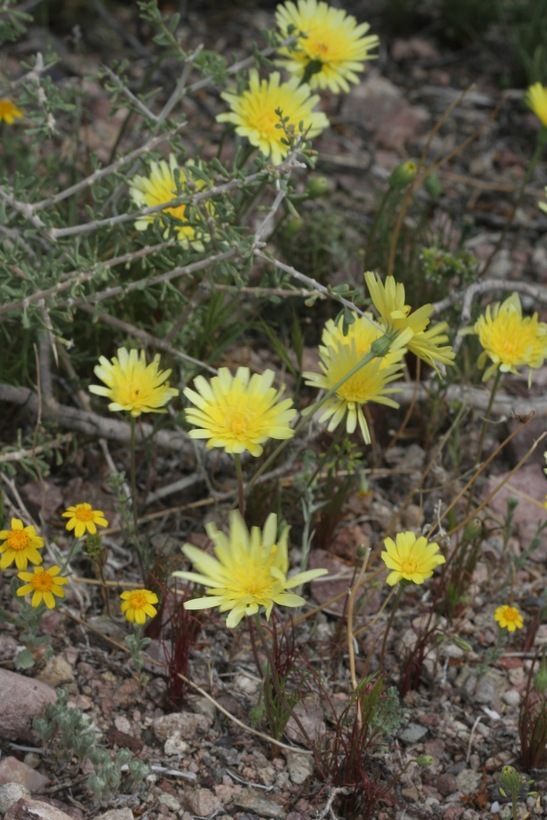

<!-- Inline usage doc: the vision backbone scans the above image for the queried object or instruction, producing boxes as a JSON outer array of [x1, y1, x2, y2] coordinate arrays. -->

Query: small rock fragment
[[285, 751, 314, 785], [153, 711, 211, 742], [0, 783, 30, 813], [0, 669, 56, 743], [184, 787, 222, 816], [0, 756, 49, 791]]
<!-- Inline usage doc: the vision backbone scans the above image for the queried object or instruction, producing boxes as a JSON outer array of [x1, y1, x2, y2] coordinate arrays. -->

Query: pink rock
[[0, 757, 49, 791], [0, 669, 56, 742]]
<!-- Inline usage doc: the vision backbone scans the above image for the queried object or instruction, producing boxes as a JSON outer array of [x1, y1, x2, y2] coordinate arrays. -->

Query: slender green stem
[[379, 584, 404, 671], [476, 368, 502, 464], [234, 453, 245, 517]]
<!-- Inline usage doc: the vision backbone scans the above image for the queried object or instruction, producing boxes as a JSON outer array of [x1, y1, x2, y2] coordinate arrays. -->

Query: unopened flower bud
[[305, 176, 330, 198], [424, 172, 442, 198], [416, 754, 434, 768], [451, 635, 473, 652], [388, 160, 417, 190]]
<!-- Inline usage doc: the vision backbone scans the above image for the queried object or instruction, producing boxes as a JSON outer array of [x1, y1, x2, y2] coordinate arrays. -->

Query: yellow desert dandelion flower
[[525, 82, 547, 128], [468, 293, 547, 386], [303, 312, 411, 443], [62, 503, 109, 538], [184, 367, 296, 457], [381, 531, 446, 586], [16, 565, 68, 609], [216, 69, 329, 165], [120, 588, 159, 625], [364, 271, 455, 372], [174, 509, 328, 629], [89, 347, 179, 417], [0, 99, 23, 124], [129, 155, 211, 248], [494, 605, 524, 633], [0, 518, 44, 570], [276, 0, 379, 94]]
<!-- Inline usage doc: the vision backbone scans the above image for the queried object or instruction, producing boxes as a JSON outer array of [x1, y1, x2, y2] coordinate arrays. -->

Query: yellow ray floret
[[0, 99, 23, 124], [217, 69, 329, 165], [89, 347, 179, 417], [381, 531, 445, 586], [120, 588, 159, 625], [276, 0, 379, 94], [184, 366, 296, 457], [303, 312, 410, 443], [494, 605, 524, 633], [0, 518, 44, 570], [525, 82, 547, 128], [62, 503, 109, 538], [365, 271, 455, 372], [174, 510, 327, 629]]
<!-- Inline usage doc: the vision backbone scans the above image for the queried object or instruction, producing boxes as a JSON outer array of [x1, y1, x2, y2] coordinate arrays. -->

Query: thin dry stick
[[346, 548, 370, 730]]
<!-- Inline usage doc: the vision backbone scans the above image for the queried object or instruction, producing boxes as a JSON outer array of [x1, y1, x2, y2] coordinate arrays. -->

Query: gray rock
[[153, 711, 211, 741], [456, 768, 482, 794], [233, 788, 286, 818], [286, 750, 314, 785], [184, 788, 221, 816], [94, 810, 135, 820], [0, 756, 49, 791], [399, 722, 429, 743], [0, 669, 56, 743], [4, 798, 76, 820], [0, 783, 30, 813]]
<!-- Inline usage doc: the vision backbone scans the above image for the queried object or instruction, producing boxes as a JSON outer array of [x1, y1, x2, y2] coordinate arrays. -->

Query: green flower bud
[[424, 172, 442, 199], [388, 160, 417, 190], [499, 765, 522, 798], [534, 657, 547, 694], [451, 635, 473, 652], [416, 754, 434, 767], [305, 176, 330, 198], [283, 216, 304, 240]]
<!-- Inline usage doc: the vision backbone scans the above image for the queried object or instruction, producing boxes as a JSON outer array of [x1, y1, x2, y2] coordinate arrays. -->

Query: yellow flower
[[0, 99, 23, 125], [494, 605, 524, 633], [0, 518, 44, 570], [89, 347, 179, 417], [525, 82, 547, 127], [216, 69, 329, 165], [275, 0, 379, 94], [364, 271, 455, 373], [62, 503, 109, 538], [120, 588, 159, 625], [303, 312, 410, 443], [184, 367, 296, 457], [129, 155, 211, 248], [173, 509, 328, 629], [381, 531, 446, 586], [468, 293, 547, 385], [16, 565, 68, 609]]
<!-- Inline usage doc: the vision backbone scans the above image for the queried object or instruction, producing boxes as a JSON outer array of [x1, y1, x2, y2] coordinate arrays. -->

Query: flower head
[[174, 510, 327, 628], [525, 82, 547, 127], [275, 0, 379, 94], [16, 565, 68, 609], [0, 99, 23, 125], [0, 518, 44, 570], [217, 69, 329, 165], [381, 531, 446, 586], [62, 503, 109, 538], [303, 312, 410, 443], [120, 588, 159, 625], [184, 367, 296, 457], [89, 347, 179, 417], [129, 155, 211, 248], [364, 271, 455, 372], [467, 293, 547, 386], [494, 605, 524, 633]]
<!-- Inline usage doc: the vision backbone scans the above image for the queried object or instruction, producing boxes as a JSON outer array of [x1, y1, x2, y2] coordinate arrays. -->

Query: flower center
[[227, 410, 250, 438], [165, 203, 186, 222], [128, 591, 148, 610], [33, 572, 54, 592], [75, 507, 94, 522], [400, 557, 419, 575], [8, 531, 30, 552]]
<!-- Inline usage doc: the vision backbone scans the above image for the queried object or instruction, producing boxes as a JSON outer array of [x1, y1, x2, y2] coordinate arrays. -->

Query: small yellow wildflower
[[303, 312, 411, 443], [217, 69, 329, 165], [524, 82, 547, 128], [494, 605, 524, 633], [364, 271, 455, 372], [467, 293, 547, 386], [381, 531, 446, 586], [62, 503, 109, 538], [184, 367, 296, 457], [276, 0, 379, 94], [129, 155, 211, 248], [120, 588, 159, 625], [173, 510, 328, 629], [0, 99, 23, 125], [89, 347, 179, 417], [16, 565, 68, 609], [0, 518, 44, 570]]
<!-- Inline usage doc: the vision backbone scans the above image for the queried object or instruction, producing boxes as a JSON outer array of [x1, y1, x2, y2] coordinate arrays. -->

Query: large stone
[[0, 757, 49, 791], [0, 669, 56, 743]]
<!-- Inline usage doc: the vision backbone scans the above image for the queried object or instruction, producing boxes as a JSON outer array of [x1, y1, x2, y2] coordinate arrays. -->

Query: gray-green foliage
[[34, 688, 149, 803]]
